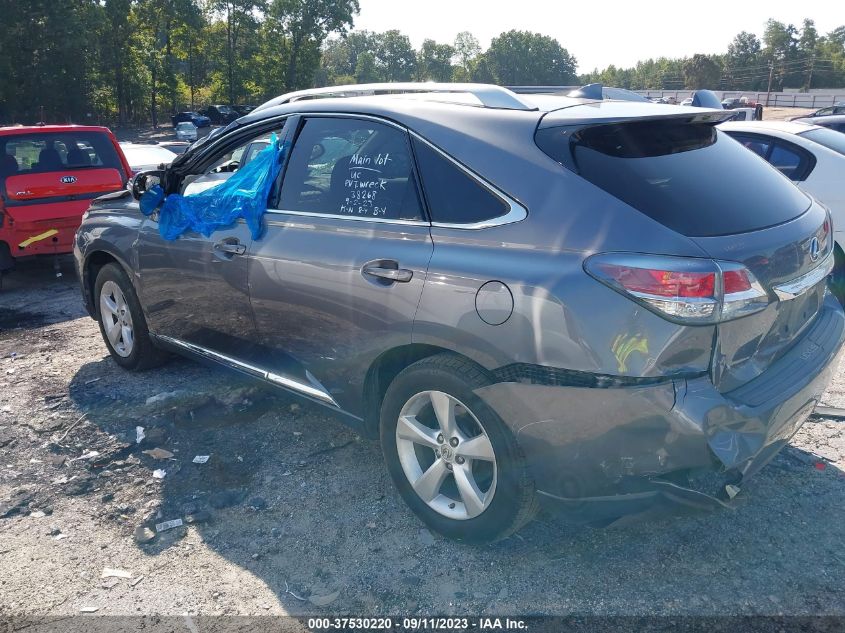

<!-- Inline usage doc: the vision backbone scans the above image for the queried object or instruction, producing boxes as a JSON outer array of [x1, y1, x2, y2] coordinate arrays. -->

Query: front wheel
[[380, 354, 538, 543], [94, 263, 167, 371]]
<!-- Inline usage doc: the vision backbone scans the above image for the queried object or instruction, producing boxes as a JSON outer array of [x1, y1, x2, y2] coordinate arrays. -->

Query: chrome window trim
[[265, 208, 429, 227], [271, 111, 528, 230], [156, 335, 339, 407], [773, 251, 835, 301]]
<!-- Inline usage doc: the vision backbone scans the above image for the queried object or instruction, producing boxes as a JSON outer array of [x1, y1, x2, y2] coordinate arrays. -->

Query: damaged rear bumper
[[475, 294, 845, 522]]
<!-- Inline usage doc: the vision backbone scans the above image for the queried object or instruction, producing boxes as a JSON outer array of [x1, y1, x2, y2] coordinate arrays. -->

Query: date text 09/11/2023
[[306, 617, 528, 630]]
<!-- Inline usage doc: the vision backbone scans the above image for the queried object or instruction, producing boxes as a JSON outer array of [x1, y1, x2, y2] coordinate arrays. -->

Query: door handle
[[214, 240, 246, 255], [362, 262, 413, 283]]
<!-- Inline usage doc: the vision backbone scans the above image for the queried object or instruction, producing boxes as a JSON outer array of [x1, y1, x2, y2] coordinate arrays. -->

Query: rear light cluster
[[585, 254, 769, 324]]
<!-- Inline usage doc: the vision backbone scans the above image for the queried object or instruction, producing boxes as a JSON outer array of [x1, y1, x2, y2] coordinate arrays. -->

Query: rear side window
[[726, 132, 815, 181], [279, 117, 423, 221], [0, 131, 122, 175], [411, 138, 508, 224], [536, 121, 810, 237]]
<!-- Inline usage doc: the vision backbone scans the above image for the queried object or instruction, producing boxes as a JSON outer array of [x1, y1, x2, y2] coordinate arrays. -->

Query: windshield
[[799, 127, 845, 157], [176, 123, 195, 131]]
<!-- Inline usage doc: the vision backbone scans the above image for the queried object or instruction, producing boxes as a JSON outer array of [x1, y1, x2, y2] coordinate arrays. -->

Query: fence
[[637, 90, 845, 108]]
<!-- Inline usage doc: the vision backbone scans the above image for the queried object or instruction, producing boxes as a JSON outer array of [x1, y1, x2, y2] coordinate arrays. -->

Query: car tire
[[380, 353, 538, 543], [94, 263, 167, 371]]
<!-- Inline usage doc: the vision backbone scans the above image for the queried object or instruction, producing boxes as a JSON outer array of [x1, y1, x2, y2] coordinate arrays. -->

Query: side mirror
[[130, 170, 164, 200]]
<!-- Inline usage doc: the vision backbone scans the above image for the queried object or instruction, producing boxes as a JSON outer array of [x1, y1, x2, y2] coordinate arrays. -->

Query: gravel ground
[[1, 256, 844, 620]]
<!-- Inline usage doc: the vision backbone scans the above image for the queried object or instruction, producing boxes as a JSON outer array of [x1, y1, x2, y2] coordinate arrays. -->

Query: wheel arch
[[362, 343, 494, 438], [83, 248, 135, 318]]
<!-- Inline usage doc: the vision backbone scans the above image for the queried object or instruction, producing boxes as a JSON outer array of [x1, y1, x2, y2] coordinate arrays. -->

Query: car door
[[136, 120, 290, 359], [249, 115, 433, 414]]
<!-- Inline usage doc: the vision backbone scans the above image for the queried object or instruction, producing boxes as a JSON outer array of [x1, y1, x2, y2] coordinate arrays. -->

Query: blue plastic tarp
[[140, 134, 286, 240]]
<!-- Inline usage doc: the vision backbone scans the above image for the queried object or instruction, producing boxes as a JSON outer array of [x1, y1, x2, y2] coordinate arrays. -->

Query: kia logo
[[60, 175, 77, 184], [809, 237, 820, 261]]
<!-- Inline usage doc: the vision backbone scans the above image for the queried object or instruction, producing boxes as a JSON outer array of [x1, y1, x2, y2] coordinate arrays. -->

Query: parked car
[[0, 124, 131, 272], [566, 83, 651, 102], [76, 83, 844, 543], [201, 104, 239, 125], [680, 97, 693, 106], [719, 120, 845, 296], [232, 104, 256, 116], [721, 97, 743, 109], [118, 142, 177, 174], [158, 141, 191, 155], [175, 121, 197, 141], [171, 111, 211, 128], [791, 114, 845, 134], [793, 103, 845, 119]]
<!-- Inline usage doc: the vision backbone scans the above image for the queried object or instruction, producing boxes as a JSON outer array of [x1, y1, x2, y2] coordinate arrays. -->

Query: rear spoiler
[[538, 107, 736, 130]]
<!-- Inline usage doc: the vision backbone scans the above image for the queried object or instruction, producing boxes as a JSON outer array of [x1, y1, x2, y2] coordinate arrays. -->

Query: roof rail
[[253, 83, 538, 113]]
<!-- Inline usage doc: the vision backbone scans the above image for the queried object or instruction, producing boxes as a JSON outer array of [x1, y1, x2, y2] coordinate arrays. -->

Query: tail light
[[585, 253, 769, 324]]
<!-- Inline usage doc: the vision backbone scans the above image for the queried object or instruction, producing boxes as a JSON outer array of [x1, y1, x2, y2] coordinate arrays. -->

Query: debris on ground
[[145, 391, 180, 406], [152, 469, 167, 479], [192, 455, 210, 464], [133, 526, 156, 544], [135, 427, 145, 444], [101, 568, 132, 579], [143, 448, 174, 460], [155, 518, 183, 532]]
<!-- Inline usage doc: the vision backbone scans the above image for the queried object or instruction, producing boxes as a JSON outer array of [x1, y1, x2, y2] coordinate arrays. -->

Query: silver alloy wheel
[[396, 390, 497, 520], [99, 280, 135, 358]]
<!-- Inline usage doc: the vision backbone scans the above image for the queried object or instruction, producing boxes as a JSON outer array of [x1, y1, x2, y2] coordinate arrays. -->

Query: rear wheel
[[94, 263, 167, 370], [380, 354, 537, 543]]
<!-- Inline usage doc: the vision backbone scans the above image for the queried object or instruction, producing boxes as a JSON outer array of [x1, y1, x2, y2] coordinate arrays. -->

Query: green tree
[[210, 0, 265, 104], [377, 30, 416, 81], [267, 0, 358, 91], [485, 30, 577, 85], [682, 53, 722, 89], [452, 31, 480, 81], [417, 39, 454, 81]]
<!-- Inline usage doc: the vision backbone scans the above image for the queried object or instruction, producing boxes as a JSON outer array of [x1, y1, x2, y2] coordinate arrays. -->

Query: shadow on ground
[[0, 255, 83, 331], [62, 352, 845, 616]]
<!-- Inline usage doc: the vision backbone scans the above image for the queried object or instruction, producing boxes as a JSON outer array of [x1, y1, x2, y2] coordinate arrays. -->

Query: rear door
[[249, 115, 433, 413]]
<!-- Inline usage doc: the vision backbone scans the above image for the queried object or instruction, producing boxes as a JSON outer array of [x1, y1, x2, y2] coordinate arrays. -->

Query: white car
[[119, 142, 178, 174], [719, 120, 845, 249], [175, 121, 198, 141]]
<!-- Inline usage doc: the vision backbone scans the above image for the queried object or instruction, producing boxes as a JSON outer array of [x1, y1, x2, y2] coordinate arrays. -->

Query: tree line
[[0, 3, 842, 127], [584, 19, 845, 93]]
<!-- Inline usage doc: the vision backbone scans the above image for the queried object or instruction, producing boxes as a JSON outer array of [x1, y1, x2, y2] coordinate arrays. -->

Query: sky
[[351, 0, 843, 72]]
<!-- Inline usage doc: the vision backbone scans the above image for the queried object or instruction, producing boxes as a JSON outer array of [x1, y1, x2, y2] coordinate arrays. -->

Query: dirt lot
[[2, 249, 845, 620]]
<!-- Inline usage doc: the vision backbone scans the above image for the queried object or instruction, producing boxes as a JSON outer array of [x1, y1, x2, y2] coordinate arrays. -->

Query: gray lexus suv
[[75, 83, 845, 543]]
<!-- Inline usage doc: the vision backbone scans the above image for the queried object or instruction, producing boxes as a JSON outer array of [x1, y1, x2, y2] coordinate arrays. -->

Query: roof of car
[[793, 114, 845, 124], [718, 120, 822, 135], [0, 124, 115, 136]]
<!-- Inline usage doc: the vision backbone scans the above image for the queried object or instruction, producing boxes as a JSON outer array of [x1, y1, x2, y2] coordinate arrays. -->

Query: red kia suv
[[0, 125, 131, 273]]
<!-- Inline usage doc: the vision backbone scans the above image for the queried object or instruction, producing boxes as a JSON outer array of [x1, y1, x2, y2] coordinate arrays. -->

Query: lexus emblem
[[60, 175, 77, 184], [809, 236, 820, 261]]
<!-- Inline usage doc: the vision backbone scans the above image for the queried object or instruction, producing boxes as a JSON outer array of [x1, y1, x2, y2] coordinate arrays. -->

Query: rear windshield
[[536, 121, 810, 237], [799, 127, 845, 157], [0, 131, 123, 176]]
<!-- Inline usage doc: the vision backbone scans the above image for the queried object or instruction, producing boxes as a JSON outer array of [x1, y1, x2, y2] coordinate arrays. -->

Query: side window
[[278, 117, 423, 221], [182, 128, 282, 195], [816, 107, 833, 116], [768, 143, 806, 180], [729, 133, 771, 158], [411, 138, 509, 225]]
